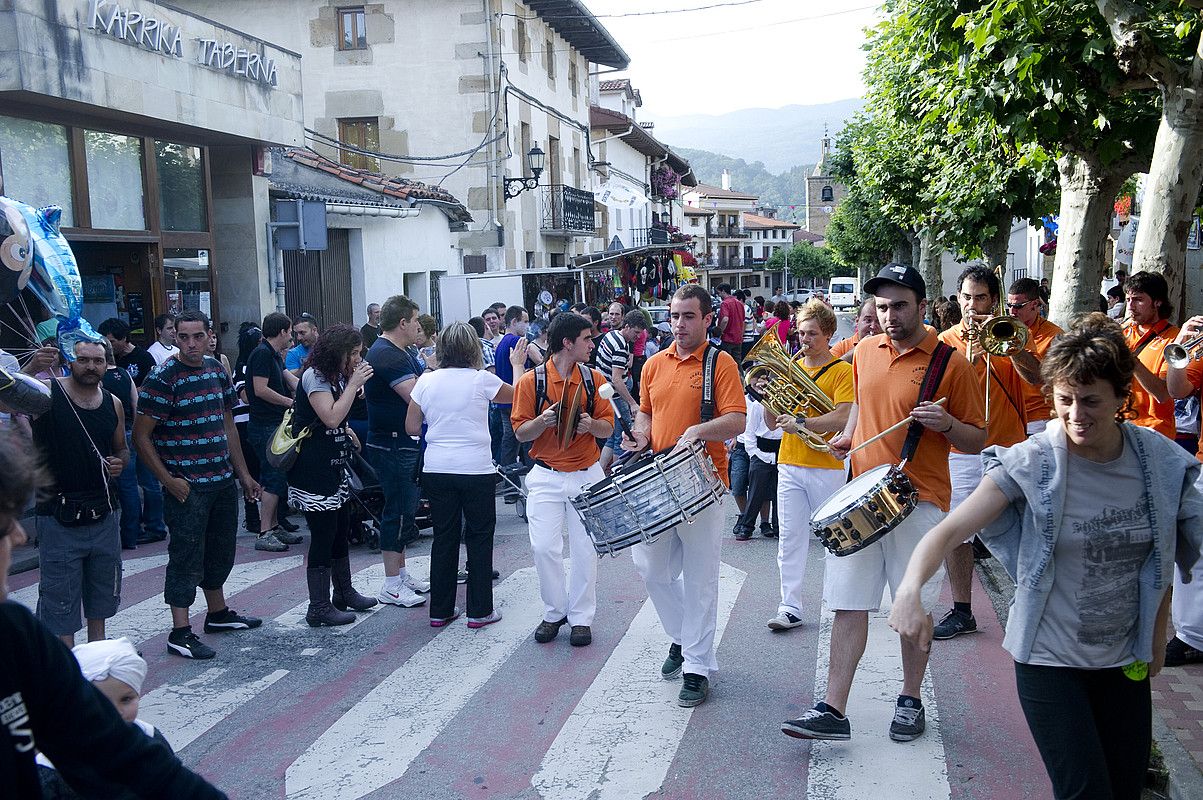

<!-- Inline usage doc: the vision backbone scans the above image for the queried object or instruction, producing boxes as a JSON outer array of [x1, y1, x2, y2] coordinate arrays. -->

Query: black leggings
[[1013, 661, 1150, 800], [303, 504, 350, 568]]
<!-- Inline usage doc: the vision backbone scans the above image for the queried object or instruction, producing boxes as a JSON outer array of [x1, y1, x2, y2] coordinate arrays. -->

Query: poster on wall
[[167, 290, 183, 315], [199, 291, 211, 317], [1189, 217, 1201, 251], [128, 292, 145, 336]]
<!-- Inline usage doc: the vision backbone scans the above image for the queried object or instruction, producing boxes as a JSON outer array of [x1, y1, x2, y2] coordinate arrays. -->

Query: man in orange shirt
[[622, 284, 746, 708], [831, 298, 882, 362], [932, 266, 1030, 641], [1004, 278, 1064, 434], [1123, 271, 1179, 439], [1165, 315, 1203, 667], [782, 263, 984, 744], [512, 313, 614, 648]]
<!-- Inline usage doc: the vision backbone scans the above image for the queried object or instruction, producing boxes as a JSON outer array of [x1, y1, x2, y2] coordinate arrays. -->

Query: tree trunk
[[983, 210, 1013, 278], [919, 226, 944, 306], [892, 232, 914, 266], [1048, 153, 1130, 328], [1132, 83, 1203, 321]]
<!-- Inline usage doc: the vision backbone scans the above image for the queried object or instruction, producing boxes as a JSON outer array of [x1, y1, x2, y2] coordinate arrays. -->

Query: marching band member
[[622, 284, 746, 708], [830, 298, 881, 362], [1122, 271, 1179, 439], [511, 313, 614, 648], [1004, 278, 1064, 434], [892, 324, 1203, 800], [1166, 315, 1203, 667], [781, 263, 984, 743], [763, 300, 853, 630], [931, 267, 1030, 641]]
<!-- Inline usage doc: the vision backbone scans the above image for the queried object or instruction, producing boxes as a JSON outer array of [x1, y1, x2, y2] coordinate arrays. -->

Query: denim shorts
[[247, 420, 288, 497], [728, 443, 750, 498], [34, 513, 122, 636]]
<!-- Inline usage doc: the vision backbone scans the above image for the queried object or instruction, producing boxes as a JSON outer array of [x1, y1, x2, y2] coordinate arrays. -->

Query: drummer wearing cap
[[512, 313, 614, 648], [781, 263, 985, 744], [622, 283, 747, 709]]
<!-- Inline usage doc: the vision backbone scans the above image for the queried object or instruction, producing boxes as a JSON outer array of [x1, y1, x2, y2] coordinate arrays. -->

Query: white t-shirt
[[147, 341, 179, 366], [411, 368, 504, 474]]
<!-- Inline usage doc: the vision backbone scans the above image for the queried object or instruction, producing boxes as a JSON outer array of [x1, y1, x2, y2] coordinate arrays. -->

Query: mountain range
[[645, 98, 865, 219]]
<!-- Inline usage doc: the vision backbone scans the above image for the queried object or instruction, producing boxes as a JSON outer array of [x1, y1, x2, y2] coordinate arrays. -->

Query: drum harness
[[897, 341, 955, 469]]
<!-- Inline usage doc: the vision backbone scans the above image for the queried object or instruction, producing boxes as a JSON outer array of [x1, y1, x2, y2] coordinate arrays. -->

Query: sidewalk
[[978, 557, 1203, 800]]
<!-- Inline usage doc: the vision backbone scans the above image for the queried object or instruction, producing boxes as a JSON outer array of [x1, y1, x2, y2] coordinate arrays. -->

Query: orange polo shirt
[[640, 342, 746, 485], [1019, 316, 1064, 425], [851, 331, 985, 512], [830, 334, 859, 360], [1124, 320, 1179, 439], [939, 324, 1029, 448], [511, 358, 614, 472]]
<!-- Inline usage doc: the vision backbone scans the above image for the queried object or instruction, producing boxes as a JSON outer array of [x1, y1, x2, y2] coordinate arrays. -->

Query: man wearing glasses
[[1005, 278, 1064, 435]]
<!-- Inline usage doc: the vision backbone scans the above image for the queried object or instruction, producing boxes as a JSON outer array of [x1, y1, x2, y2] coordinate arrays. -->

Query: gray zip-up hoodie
[[981, 420, 1203, 664]]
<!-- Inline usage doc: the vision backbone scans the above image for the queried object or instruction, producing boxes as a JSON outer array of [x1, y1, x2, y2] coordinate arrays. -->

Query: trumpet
[[1166, 334, 1203, 369], [742, 330, 835, 451]]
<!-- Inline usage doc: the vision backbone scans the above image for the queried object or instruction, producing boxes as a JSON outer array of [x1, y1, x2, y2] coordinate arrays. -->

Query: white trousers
[[632, 500, 724, 679], [1173, 472, 1203, 650], [776, 464, 845, 617], [526, 462, 605, 626]]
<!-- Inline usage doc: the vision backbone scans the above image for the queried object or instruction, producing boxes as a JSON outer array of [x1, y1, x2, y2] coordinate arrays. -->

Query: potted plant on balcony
[[651, 166, 680, 201]]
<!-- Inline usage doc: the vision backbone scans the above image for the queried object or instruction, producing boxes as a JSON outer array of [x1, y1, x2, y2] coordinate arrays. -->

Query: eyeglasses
[[1005, 300, 1036, 310]]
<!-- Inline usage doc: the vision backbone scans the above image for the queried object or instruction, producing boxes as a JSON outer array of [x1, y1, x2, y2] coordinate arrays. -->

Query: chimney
[[721, 169, 731, 191]]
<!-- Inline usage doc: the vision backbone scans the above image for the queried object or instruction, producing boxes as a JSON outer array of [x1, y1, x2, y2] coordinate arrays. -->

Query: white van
[[828, 277, 859, 310]]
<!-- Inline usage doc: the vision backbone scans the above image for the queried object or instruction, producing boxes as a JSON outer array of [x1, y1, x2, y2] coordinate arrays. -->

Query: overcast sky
[[586, 0, 881, 117]]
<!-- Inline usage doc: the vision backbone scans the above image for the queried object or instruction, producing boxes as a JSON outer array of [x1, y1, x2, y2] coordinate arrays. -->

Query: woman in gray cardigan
[[890, 323, 1203, 800]]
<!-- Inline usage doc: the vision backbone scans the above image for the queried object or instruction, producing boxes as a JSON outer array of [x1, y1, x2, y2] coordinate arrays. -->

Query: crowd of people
[[2, 262, 1202, 799]]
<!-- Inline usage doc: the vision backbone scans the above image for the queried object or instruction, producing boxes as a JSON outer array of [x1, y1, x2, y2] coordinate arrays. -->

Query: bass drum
[[810, 464, 917, 556]]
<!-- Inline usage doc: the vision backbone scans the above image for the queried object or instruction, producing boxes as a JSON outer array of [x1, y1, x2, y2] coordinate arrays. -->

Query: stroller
[[345, 452, 432, 551], [497, 460, 533, 522]]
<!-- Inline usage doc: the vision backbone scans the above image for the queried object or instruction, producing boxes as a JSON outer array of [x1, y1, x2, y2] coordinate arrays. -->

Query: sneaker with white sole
[[781, 706, 851, 740], [889, 697, 926, 741], [767, 611, 803, 631], [402, 574, 430, 593], [377, 583, 426, 607], [167, 627, 216, 660], [467, 610, 503, 628], [254, 532, 288, 552]]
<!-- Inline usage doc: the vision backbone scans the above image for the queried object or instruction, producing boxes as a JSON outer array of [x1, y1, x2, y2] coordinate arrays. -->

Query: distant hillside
[[646, 98, 865, 174], [678, 148, 814, 221]]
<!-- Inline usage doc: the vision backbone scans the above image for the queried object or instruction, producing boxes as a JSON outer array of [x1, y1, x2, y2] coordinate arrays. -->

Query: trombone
[[963, 265, 1030, 424], [742, 330, 836, 451], [1166, 334, 1203, 369]]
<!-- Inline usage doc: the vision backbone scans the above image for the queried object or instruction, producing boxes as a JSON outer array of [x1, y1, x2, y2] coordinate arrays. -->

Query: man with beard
[[29, 340, 128, 646]]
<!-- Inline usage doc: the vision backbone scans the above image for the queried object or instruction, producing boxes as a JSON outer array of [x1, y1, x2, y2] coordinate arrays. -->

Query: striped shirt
[[138, 356, 237, 485], [480, 338, 496, 369], [595, 330, 631, 381]]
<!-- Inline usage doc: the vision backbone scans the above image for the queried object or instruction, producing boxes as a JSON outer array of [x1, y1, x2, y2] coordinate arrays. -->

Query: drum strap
[[535, 363, 595, 417], [899, 342, 954, 462], [700, 344, 720, 423]]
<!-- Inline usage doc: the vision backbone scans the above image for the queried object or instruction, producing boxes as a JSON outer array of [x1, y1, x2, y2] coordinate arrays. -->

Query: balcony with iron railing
[[541, 185, 596, 237], [709, 224, 748, 239]]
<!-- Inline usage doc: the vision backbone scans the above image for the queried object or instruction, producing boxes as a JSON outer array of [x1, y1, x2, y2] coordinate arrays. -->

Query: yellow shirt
[[778, 356, 855, 471]]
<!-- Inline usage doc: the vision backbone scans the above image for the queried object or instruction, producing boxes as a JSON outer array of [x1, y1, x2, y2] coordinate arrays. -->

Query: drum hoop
[[811, 465, 899, 526]]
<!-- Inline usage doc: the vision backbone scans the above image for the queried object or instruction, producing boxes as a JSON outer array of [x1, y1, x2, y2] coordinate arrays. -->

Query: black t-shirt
[[115, 346, 157, 387], [360, 323, 380, 352], [246, 342, 290, 427], [364, 337, 420, 443], [101, 367, 135, 430], [0, 603, 227, 799]]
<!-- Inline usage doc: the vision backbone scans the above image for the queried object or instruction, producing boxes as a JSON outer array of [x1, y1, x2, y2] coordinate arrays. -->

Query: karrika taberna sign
[[86, 0, 279, 88]]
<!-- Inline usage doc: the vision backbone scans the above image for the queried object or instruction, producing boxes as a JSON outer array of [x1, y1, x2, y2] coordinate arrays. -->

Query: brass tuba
[[742, 330, 836, 451]]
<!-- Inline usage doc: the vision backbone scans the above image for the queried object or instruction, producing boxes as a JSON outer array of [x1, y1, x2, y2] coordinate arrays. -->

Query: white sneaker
[[377, 583, 426, 607], [767, 611, 804, 631], [402, 574, 431, 594]]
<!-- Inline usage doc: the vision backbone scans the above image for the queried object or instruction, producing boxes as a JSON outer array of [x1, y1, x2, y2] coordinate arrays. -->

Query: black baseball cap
[[863, 263, 927, 299]]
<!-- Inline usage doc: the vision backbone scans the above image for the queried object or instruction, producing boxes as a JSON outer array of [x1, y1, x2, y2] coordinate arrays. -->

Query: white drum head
[[813, 464, 894, 518]]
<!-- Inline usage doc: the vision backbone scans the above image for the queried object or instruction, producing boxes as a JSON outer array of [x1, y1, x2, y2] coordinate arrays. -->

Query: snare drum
[[810, 464, 917, 556], [571, 441, 726, 556]]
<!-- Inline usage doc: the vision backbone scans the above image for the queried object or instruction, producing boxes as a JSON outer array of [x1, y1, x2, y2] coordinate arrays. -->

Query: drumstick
[[847, 397, 948, 456], [598, 382, 634, 440]]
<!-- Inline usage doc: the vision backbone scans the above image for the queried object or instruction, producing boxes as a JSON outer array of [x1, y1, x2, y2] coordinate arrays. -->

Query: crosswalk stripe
[[530, 561, 747, 800], [139, 667, 290, 751], [9, 553, 171, 611], [807, 591, 950, 799], [102, 555, 304, 644], [272, 557, 432, 632], [284, 565, 546, 800]]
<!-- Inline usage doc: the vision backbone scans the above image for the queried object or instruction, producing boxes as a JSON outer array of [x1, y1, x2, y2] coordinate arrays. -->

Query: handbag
[[267, 407, 311, 470]]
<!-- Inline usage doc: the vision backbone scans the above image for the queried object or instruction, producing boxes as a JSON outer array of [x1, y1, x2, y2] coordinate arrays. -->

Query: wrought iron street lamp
[[504, 146, 545, 200]]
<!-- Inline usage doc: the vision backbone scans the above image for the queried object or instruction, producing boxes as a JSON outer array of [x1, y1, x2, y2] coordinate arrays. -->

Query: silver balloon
[[0, 366, 50, 416]]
